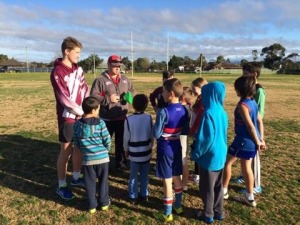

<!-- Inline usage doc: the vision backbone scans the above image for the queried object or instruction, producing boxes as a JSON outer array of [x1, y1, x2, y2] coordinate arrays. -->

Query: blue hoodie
[[190, 82, 228, 171]]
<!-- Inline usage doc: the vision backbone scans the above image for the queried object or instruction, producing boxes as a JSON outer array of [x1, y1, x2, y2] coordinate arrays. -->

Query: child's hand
[[125, 150, 129, 159]]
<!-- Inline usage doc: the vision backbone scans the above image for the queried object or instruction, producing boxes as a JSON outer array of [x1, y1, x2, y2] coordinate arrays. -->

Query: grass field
[[0, 72, 299, 225]]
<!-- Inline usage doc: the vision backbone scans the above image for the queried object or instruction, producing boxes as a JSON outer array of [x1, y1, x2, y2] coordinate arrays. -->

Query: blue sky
[[0, 0, 299, 63]]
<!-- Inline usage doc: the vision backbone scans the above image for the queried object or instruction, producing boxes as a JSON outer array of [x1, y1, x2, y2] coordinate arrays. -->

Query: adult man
[[90, 55, 134, 170]]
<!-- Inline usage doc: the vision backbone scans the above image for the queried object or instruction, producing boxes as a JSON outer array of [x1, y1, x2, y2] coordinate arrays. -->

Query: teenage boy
[[50, 37, 88, 200]]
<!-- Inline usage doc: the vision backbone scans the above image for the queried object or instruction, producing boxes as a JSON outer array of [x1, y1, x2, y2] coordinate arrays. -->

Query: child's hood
[[201, 81, 226, 109], [76, 118, 101, 138]]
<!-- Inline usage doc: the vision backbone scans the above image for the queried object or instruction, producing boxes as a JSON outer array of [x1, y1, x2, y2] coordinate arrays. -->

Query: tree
[[121, 56, 131, 70], [252, 50, 258, 61], [0, 54, 8, 62], [78, 54, 103, 72], [260, 43, 286, 70], [168, 55, 184, 70], [134, 57, 150, 72], [240, 59, 248, 66], [216, 55, 225, 64]]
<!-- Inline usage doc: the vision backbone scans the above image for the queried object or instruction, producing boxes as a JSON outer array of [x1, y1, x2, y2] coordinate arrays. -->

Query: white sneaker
[[233, 194, 257, 207]]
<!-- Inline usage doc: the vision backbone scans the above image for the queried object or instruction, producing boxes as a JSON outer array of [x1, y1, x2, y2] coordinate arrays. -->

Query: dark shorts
[[58, 122, 74, 143], [156, 149, 182, 179], [228, 145, 257, 160]]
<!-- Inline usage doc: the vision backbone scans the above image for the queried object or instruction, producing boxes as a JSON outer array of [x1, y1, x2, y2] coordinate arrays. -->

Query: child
[[191, 81, 228, 224], [50, 36, 89, 200], [223, 76, 266, 207], [73, 96, 111, 214], [179, 87, 193, 192], [189, 77, 208, 183], [149, 70, 174, 112], [232, 62, 266, 194], [153, 78, 189, 222], [123, 94, 153, 204]]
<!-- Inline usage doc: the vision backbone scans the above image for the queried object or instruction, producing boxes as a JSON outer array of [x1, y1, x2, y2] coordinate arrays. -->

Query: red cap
[[108, 55, 123, 66]]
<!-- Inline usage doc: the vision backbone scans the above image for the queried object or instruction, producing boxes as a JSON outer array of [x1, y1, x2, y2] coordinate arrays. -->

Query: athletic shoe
[[195, 211, 214, 224], [231, 176, 245, 184], [89, 208, 96, 214], [223, 191, 229, 200], [173, 206, 183, 214], [128, 197, 138, 205], [233, 194, 257, 207], [56, 184, 75, 201], [214, 214, 224, 221], [70, 175, 85, 188], [241, 186, 263, 195], [153, 212, 173, 222], [101, 205, 109, 211]]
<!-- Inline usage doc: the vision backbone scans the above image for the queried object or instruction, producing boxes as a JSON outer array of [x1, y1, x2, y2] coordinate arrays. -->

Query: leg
[[163, 178, 173, 215], [139, 162, 150, 198], [179, 135, 189, 189], [241, 158, 254, 195], [97, 163, 110, 207], [173, 176, 183, 211], [72, 146, 82, 174], [114, 120, 126, 167], [83, 165, 97, 210], [128, 161, 139, 200], [253, 152, 261, 189], [199, 167, 215, 218], [223, 154, 238, 189], [57, 142, 72, 182], [213, 169, 224, 219]]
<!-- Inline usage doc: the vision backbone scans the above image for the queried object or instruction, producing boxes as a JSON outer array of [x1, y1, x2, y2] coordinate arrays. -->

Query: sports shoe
[[195, 211, 214, 224], [231, 176, 245, 184], [223, 191, 229, 200], [173, 206, 183, 214], [70, 175, 85, 188], [241, 186, 263, 195], [233, 194, 257, 207], [56, 184, 75, 201], [214, 214, 224, 221], [101, 205, 109, 211], [153, 212, 173, 222], [89, 208, 96, 214]]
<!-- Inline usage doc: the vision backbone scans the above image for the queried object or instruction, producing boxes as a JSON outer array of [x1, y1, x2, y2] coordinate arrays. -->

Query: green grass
[[0, 72, 299, 224]]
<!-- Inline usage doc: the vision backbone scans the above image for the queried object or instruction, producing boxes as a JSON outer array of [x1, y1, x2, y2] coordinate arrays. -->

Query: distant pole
[[200, 53, 203, 77], [26, 46, 29, 73], [131, 31, 134, 78], [167, 32, 169, 71], [93, 53, 95, 78]]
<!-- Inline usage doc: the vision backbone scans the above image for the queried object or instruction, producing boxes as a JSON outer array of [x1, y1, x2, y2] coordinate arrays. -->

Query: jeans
[[128, 161, 150, 199]]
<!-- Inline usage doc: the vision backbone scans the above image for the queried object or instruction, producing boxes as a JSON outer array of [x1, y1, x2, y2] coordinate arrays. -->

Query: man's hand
[[110, 94, 120, 103]]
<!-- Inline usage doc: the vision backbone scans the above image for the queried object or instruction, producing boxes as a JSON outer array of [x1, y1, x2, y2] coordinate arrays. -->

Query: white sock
[[72, 171, 81, 180], [58, 179, 67, 188], [223, 188, 228, 194], [246, 192, 254, 201]]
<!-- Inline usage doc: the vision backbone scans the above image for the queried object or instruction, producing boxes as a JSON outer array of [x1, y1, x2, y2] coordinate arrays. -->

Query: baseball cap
[[108, 55, 123, 66]]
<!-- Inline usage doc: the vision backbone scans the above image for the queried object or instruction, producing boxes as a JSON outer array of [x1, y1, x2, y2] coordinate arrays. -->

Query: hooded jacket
[[191, 82, 228, 171], [73, 117, 111, 166], [50, 58, 88, 125]]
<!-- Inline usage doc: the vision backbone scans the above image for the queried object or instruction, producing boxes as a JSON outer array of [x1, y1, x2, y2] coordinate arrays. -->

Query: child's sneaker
[[173, 206, 183, 214], [231, 176, 245, 184], [153, 212, 173, 222], [101, 205, 109, 211], [241, 186, 263, 195], [233, 194, 257, 207], [70, 175, 85, 188], [56, 184, 75, 201], [214, 214, 224, 221], [223, 191, 229, 200], [195, 211, 214, 224], [89, 208, 96, 214]]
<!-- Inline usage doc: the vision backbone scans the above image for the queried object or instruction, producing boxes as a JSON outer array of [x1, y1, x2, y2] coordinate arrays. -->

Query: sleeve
[[153, 108, 167, 139], [191, 113, 214, 160], [90, 77, 111, 106], [100, 121, 111, 151], [50, 71, 84, 116], [123, 118, 130, 151], [256, 88, 266, 119], [149, 87, 159, 107]]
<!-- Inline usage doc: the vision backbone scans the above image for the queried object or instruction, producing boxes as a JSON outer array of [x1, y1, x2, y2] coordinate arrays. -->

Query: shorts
[[228, 145, 257, 160], [156, 149, 183, 179], [58, 122, 74, 143]]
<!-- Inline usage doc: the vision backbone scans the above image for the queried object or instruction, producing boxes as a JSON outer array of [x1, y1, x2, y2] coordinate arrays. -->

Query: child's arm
[[238, 104, 264, 149], [257, 112, 266, 150], [153, 108, 167, 139], [100, 121, 111, 151], [255, 88, 266, 119]]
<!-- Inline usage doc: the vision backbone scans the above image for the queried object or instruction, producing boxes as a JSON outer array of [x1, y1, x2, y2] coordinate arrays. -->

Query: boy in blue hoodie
[[191, 82, 228, 224], [73, 96, 111, 214]]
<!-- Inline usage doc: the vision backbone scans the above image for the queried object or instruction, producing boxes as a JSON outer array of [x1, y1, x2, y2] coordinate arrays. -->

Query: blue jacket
[[191, 82, 228, 171]]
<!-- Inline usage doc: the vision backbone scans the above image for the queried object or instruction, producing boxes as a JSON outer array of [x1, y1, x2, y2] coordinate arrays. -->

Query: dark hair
[[192, 77, 207, 88], [179, 87, 193, 103], [163, 78, 183, 97], [243, 62, 262, 78], [162, 70, 174, 80], [132, 94, 149, 112], [234, 75, 256, 99], [82, 96, 100, 114], [61, 37, 82, 56]]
